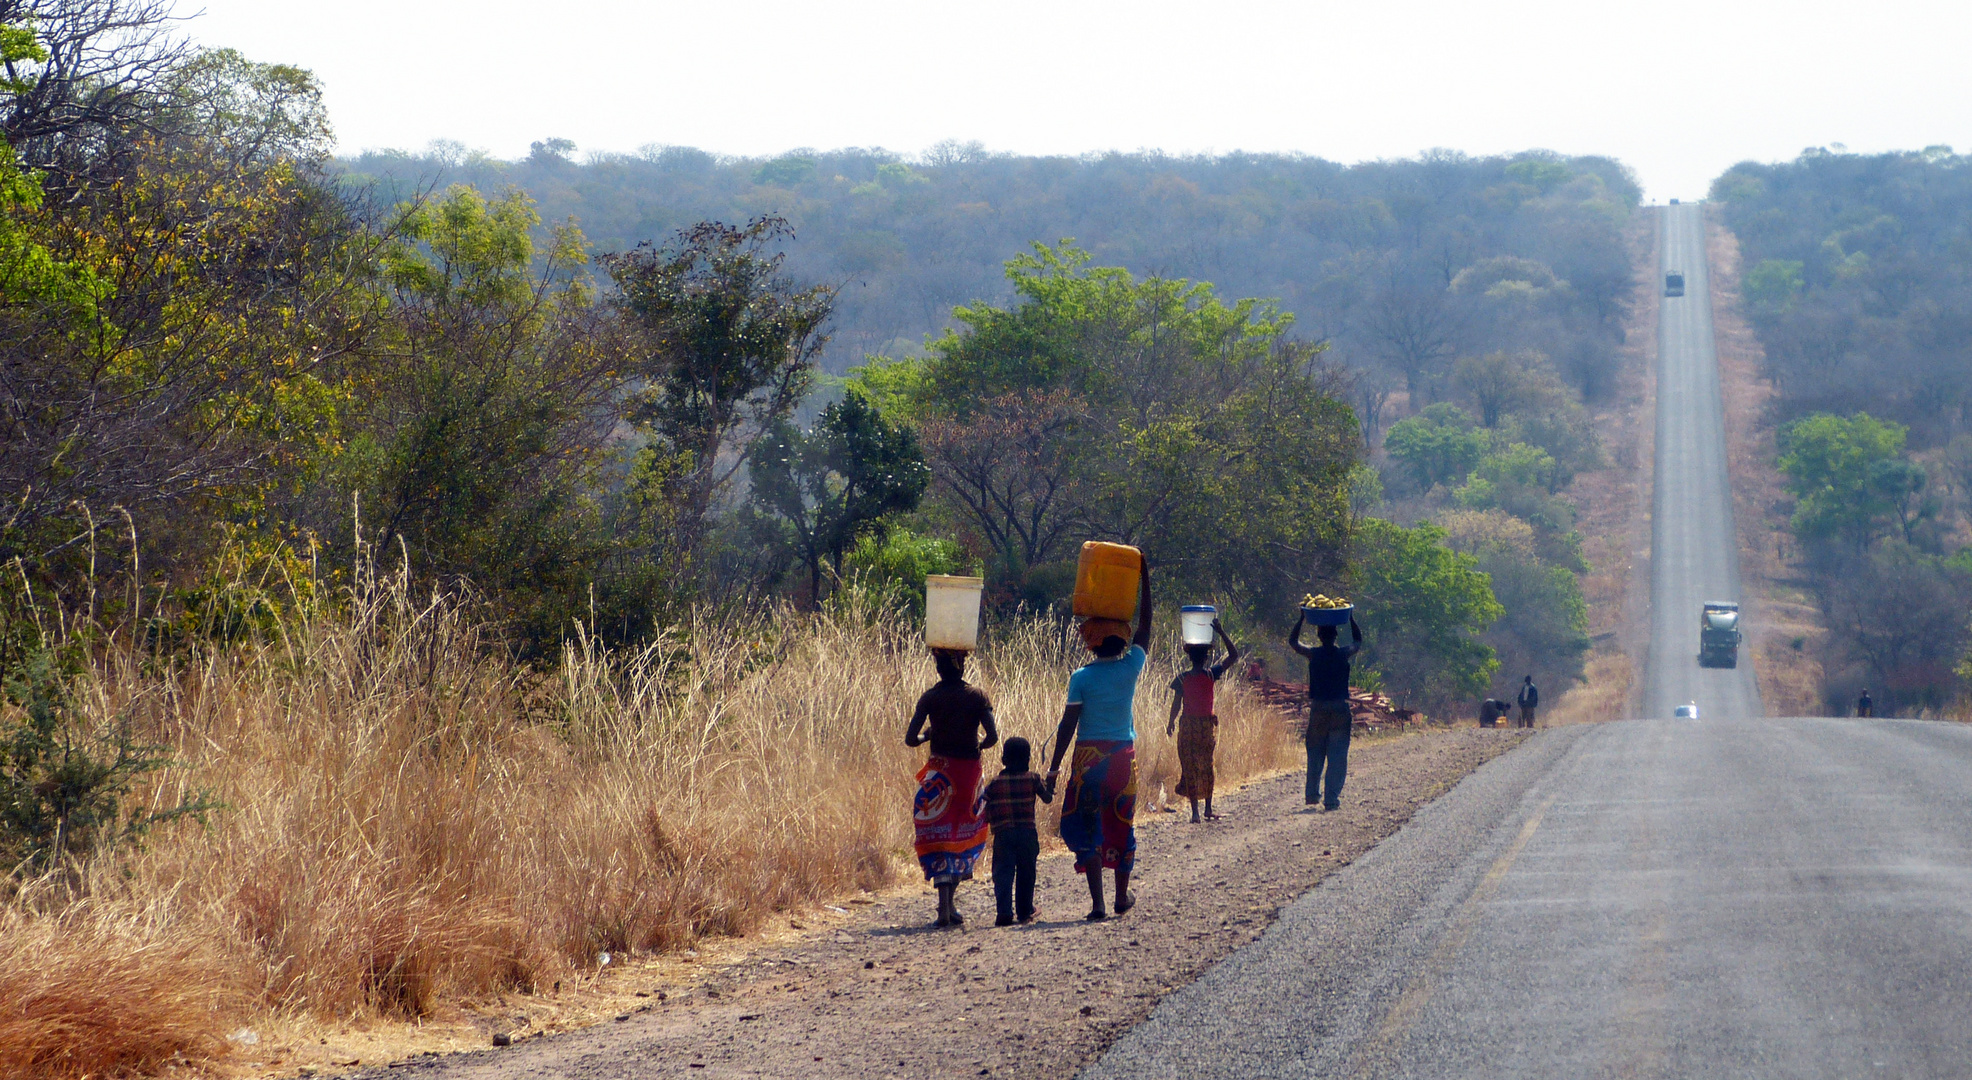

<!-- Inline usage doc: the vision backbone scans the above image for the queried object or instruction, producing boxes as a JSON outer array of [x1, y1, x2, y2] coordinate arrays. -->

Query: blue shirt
[[1066, 645, 1147, 742]]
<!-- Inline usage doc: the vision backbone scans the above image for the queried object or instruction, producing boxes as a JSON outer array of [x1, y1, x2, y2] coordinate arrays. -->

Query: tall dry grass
[[0, 567, 1296, 1076]]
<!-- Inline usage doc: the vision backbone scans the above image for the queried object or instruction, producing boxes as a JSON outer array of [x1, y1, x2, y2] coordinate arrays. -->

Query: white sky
[[177, 0, 1972, 202]]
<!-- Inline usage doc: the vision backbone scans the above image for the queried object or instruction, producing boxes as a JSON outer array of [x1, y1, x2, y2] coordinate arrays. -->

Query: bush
[[1350, 518, 1503, 709], [1, 647, 215, 877]]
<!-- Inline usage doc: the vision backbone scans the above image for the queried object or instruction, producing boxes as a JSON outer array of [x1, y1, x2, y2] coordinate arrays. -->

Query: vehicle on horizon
[[1674, 703, 1699, 719], [1699, 601, 1741, 668], [1665, 272, 1685, 297], [1669, 198, 1680, 204]]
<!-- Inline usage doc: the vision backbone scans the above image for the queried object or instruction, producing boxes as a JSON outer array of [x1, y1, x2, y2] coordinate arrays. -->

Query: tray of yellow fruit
[[1300, 593, 1354, 625]]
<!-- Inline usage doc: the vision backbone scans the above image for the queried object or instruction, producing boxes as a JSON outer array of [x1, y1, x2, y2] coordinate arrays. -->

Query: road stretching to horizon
[[1086, 204, 1972, 1078], [1645, 202, 1763, 721]]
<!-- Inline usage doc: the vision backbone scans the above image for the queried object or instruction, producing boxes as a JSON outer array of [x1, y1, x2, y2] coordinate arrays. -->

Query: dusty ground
[[316, 727, 1525, 1080], [1545, 209, 1658, 725], [1705, 213, 1827, 716]]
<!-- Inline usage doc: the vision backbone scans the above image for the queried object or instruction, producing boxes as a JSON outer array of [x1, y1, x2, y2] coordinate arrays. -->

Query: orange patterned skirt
[[1174, 714, 1217, 801]]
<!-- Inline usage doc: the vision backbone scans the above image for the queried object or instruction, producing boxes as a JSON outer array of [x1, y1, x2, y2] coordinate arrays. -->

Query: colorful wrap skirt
[[1174, 714, 1217, 801], [1060, 739, 1136, 874], [913, 755, 990, 882]]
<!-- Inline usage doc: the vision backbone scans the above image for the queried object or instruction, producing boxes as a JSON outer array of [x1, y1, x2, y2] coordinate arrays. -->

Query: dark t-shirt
[[912, 681, 994, 759], [1307, 644, 1359, 702]]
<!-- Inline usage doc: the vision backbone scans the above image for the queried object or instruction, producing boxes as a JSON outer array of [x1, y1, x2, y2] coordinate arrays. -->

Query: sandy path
[[358, 727, 1525, 1080]]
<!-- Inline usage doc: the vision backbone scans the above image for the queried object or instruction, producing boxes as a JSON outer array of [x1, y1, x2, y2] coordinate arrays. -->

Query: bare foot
[[1114, 894, 1135, 916]]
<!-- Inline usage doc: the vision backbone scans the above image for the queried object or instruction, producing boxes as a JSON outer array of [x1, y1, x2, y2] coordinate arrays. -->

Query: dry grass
[[0, 569, 1297, 1076], [1543, 208, 1658, 723]]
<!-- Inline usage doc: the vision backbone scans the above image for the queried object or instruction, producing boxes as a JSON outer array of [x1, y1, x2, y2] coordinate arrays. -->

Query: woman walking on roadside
[[906, 649, 999, 927], [1166, 618, 1239, 823], [1047, 556, 1153, 921]]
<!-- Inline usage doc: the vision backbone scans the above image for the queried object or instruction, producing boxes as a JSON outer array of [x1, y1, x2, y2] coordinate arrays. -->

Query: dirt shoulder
[[1705, 212, 1826, 715], [332, 727, 1524, 1080], [1546, 210, 1658, 724]]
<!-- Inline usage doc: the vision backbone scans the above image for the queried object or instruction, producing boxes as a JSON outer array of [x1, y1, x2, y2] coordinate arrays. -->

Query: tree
[[1349, 517, 1503, 709], [749, 391, 929, 604], [1742, 259, 1804, 319], [1382, 404, 1492, 491], [1821, 542, 1972, 714], [604, 216, 836, 560], [1452, 350, 1530, 428], [341, 184, 630, 645], [1, 126, 377, 585], [867, 244, 1361, 618], [1361, 269, 1463, 399], [0, 0, 191, 179], [916, 388, 1089, 575], [1778, 413, 1922, 550]]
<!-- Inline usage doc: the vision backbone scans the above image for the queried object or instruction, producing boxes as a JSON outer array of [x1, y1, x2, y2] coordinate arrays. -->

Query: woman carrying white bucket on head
[[905, 575, 996, 928], [1166, 606, 1240, 823]]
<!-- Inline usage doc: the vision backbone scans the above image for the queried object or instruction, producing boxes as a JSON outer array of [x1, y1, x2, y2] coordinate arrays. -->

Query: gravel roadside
[[355, 726, 1527, 1080]]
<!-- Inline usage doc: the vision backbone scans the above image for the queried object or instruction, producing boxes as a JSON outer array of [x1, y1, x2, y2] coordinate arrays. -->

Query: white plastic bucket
[[1180, 605, 1216, 646], [924, 575, 985, 651]]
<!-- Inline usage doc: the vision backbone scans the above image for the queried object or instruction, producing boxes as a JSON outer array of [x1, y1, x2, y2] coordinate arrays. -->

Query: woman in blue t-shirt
[[1046, 556, 1152, 920]]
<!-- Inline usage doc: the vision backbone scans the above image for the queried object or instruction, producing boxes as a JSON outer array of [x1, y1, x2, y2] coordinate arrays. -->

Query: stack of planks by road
[[1246, 676, 1423, 732]]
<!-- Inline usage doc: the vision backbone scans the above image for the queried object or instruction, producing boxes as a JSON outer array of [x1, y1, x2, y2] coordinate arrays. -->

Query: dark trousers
[[1517, 705, 1537, 728], [1306, 724, 1351, 807], [992, 827, 1039, 921]]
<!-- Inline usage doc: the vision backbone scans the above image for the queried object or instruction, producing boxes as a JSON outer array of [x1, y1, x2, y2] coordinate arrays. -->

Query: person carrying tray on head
[[1290, 609, 1362, 811]]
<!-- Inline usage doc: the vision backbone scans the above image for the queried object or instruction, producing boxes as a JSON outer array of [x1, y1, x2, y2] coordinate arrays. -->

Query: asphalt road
[[1647, 202, 1763, 720], [1087, 717, 1972, 1078], [1085, 206, 1972, 1078]]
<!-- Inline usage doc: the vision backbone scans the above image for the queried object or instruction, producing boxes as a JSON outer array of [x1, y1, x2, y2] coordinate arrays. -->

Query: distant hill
[[339, 143, 1641, 400]]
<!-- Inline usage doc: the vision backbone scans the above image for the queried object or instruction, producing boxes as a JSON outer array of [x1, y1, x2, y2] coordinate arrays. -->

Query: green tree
[[1473, 546, 1590, 692], [345, 185, 633, 646], [1778, 412, 1925, 549], [749, 391, 930, 604], [1742, 259, 1804, 318], [840, 527, 969, 614], [1383, 404, 1493, 491], [604, 216, 837, 561], [862, 243, 1360, 616], [1349, 517, 1503, 708]]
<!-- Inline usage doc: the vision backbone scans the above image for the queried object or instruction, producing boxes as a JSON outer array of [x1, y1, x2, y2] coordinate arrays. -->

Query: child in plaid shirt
[[983, 737, 1054, 926]]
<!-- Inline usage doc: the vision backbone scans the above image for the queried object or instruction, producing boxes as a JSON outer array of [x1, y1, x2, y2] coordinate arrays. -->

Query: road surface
[[1085, 717, 1972, 1079], [1646, 202, 1762, 721], [1086, 205, 1972, 1078]]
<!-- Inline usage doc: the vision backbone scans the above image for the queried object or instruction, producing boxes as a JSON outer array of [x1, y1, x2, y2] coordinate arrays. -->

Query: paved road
[[1086, 206, 1972, 1078], [1087, 717, 1972, 1079], [1647, 202, 1762, 720]]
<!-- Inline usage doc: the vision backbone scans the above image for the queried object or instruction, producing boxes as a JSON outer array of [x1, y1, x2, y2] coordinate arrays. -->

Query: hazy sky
[[178, 0, 1971, 201]]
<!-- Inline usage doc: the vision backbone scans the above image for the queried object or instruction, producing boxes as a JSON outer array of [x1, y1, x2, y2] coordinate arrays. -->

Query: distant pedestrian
[[1047, 555, 1153, 921], [1166, 618, 1241, 823], [1479, 698, 1509, 728], [1290, 613, 1362, 811], [1857, 688, 1873, 718], [983, 737, 1053, 926], [1516, 676, 1539, 728], [906, 649, 999, 928]]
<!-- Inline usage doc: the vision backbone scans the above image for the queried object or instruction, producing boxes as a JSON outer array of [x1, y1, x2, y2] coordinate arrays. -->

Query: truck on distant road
[[1665, 272, 1685, 297], [1699, 601, 1741, 668]]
